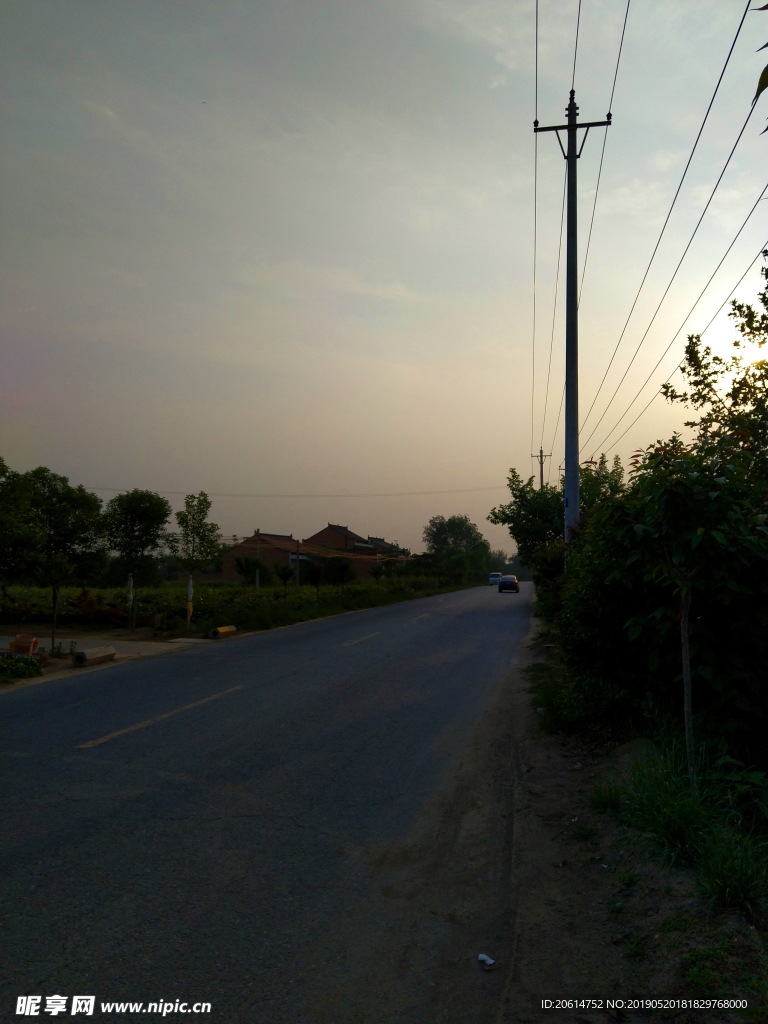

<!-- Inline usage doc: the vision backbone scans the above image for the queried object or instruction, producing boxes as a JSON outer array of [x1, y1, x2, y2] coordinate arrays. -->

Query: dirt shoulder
[[309, 622, 766, 1023], [498, 633, 767, 1024]]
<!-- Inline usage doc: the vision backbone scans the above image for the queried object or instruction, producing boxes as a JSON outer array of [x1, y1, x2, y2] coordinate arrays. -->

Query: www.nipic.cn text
[[15, 996, 212, 1016]]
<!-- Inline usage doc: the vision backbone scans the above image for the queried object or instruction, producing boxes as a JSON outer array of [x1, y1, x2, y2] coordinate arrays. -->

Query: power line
[[571, 0, 583, 91], [594, 234, 768, 456], [579, 0, 631, 304], [547, 382, 566, 485], [579, 0, 751, 432], [580, 100, 757, 454], [530, 0, 540, 469], [539, 165, 568, 451], [85, 485, 510, 499]]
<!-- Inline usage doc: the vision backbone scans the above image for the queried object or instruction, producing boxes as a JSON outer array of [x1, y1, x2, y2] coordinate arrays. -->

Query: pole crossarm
[[534, 117, 611, 134]]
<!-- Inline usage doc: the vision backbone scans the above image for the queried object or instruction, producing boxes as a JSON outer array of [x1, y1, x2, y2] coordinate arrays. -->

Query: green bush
[[0, 653, 43, 679]]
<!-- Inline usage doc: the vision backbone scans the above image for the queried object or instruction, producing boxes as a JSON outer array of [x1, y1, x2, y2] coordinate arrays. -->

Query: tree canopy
[[422, 514, 487, 556], [169, 492, 221, 574], [104, 489, 172, 580]]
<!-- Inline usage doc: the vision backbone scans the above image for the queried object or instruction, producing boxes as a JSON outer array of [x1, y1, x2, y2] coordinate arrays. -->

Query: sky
[[2, 0, 766, 553]]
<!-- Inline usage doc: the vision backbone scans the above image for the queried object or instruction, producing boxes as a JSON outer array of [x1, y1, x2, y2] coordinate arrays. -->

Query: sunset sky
[[2, 0, 766, 552]]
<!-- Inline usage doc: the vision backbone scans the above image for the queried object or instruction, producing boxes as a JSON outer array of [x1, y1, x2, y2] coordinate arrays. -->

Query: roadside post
[[126, 574, 134, 634], [186, 574, 193, 630]]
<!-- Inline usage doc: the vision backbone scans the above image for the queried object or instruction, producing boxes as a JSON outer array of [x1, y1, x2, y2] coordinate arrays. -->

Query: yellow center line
[[341, 632, 381, 648], [76, 685, 244, 749]]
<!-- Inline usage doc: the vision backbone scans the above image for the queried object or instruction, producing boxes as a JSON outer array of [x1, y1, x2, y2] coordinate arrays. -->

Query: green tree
[[234, 555, 258, 585], [488, 457, 624, 568], [369, 561, 385, 582], [24, 467, 104, 651], [488, 471, 562, 566], [325, 556, 356, 603], [422, 514, 491, 583], [489, 549, 510, 573], [422, 514, 486, 556], [305, 558, 325, 601], [274, 563, 294, 604], [613, 438, 767, 790], [235, 556, 274, 587], [104, 490, 172, 629], [662, 250, 768, 480], [0, 458, 40, 586], [169, 492, 221, 575]]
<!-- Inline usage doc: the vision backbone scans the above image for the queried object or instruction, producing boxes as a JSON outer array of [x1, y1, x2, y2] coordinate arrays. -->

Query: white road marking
[[411, 614, 430, 622], [342, 632, 381, 648]]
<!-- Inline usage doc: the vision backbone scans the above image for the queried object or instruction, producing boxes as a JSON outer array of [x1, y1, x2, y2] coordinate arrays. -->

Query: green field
[[1, 577, 473, 637]]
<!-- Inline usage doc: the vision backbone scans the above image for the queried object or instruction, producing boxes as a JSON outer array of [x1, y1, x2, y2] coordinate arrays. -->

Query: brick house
[[303, 523, 399, 556], [221, 524, 401, 583]]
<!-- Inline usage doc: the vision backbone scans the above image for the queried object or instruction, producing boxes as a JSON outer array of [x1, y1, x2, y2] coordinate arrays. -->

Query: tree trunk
[[680, 587, 697, 794], [51, 586, 59, 653]]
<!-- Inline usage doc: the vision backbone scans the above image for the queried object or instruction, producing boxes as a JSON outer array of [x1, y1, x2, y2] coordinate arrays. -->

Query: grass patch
[[697, 828, 768, 922], [684, 945, 728, 990], [591, 782, 624, 814], [592, 735, 768, 924]]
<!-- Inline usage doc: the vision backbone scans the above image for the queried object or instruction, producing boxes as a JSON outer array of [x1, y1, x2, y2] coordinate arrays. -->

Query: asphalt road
[[3, 583, 533, 1021]]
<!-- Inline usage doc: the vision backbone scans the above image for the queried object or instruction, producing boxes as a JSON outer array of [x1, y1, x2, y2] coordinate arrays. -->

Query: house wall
[[221, 536, 295, 582]]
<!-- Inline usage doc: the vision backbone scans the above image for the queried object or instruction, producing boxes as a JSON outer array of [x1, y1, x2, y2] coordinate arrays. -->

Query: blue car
[[498, 575, 519, 593]]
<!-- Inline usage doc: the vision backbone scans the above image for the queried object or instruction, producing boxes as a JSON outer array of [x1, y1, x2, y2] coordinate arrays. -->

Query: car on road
[[498, 575, 519, 593], [489, 572, 502, 586]]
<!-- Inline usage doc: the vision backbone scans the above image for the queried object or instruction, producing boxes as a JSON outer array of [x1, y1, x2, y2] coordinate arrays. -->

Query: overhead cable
[[530, 0, 540, 469], [579, 0, 631, 304], [571, 0, 583, 90], [594, 232, 768, 456], [547, 382, 566, 485], [85, 485, 509, 499], [580, 101, 757, 454], [579, 0, 752, 431], [539, 166, 568, 451]]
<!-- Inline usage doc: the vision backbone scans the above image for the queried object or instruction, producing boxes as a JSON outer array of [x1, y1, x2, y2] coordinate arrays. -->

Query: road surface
[[3, 583, 533, 1021]]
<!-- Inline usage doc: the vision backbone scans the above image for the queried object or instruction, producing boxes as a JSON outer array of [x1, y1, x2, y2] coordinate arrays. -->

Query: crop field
[[0, 577, 471, 638]]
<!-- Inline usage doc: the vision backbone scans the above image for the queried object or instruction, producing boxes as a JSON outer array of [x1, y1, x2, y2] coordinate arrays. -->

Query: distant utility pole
[[535, 91, 611, 544], [255, 528, 261, 593], [532, 447, 552, 490]]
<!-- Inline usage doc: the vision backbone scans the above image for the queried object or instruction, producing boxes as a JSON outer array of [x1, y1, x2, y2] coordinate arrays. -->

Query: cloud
[[420, 0, 533, 72], [245, 261, 429, 303], [647, 149, 687, 173], [82, 100, 119, 121]]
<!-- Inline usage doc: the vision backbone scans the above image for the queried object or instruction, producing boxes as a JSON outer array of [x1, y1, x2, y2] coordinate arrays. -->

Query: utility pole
[[535, 91, 611, 544], [531, 447, 552, 490], [255, 528, 260, 593]]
